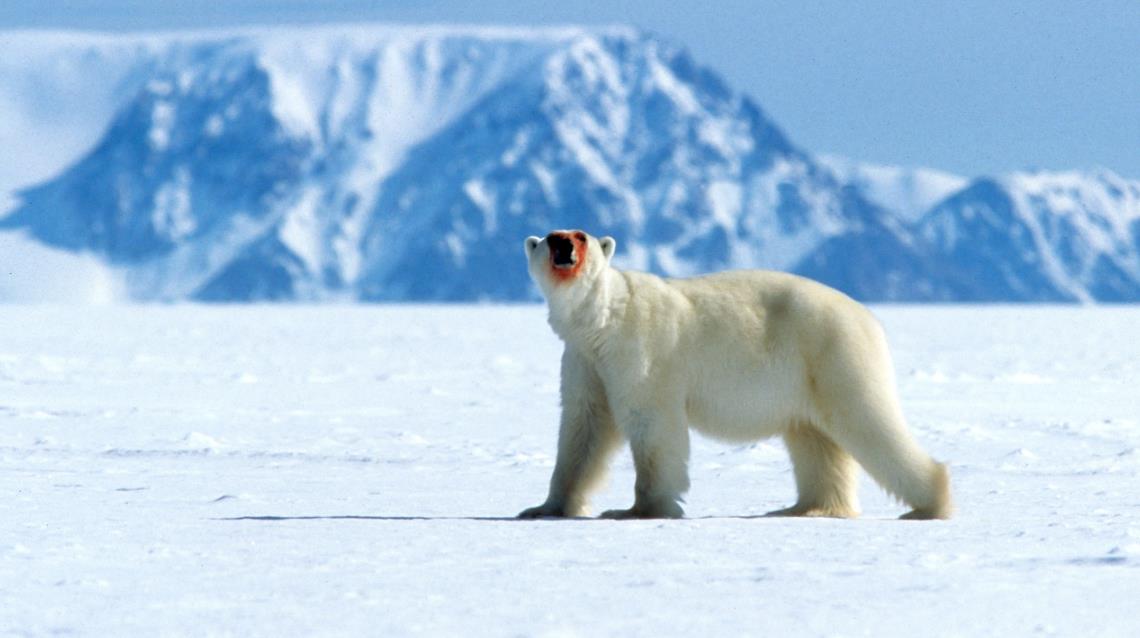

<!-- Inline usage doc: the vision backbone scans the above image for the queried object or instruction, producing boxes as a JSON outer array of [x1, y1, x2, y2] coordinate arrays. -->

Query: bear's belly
[[683, 361, 810, 442]]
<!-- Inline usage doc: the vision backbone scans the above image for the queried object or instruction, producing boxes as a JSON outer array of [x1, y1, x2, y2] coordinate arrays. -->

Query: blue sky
[[2, 0, 1137, 178]]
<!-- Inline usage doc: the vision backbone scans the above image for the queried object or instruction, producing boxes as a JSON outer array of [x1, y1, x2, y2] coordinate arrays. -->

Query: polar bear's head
[[524, 230, 616, 296]]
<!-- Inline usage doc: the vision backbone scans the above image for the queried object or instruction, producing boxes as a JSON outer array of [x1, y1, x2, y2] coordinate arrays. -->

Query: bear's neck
[[545, 267, 629, 352]]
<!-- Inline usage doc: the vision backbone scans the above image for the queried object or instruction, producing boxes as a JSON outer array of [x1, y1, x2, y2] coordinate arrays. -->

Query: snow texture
[[1, 305, 1137, 635]]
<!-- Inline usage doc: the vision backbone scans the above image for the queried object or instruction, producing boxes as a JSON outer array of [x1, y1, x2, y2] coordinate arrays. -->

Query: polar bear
[[517, 229, 952, 520]]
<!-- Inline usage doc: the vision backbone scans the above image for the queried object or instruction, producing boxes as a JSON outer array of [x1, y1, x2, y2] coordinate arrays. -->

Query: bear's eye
[[574, 232, 587, 243]]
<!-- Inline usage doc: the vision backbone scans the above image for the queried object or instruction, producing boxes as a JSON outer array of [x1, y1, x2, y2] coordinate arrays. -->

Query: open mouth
[[547, 234, 577, 269]]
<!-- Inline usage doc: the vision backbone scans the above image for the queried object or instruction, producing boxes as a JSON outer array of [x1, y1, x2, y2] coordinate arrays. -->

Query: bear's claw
[[764, 504, 859, 519], [518, 502, 586, 519], [517, 505, 563, 519], [599, 502, 684, 519]]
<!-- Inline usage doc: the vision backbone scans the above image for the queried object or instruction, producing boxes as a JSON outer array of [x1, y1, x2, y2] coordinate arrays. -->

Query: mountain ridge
[[1, 25, 1137, 302]]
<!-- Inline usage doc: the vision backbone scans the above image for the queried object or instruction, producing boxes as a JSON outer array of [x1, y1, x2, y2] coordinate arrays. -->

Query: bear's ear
[[524, 236, 541, 257], [599, 236, 617, 260]]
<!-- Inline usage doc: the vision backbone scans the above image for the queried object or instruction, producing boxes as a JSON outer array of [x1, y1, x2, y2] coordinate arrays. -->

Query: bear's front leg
[[600, 404, 690, 519], [518, 349, 621, 519]]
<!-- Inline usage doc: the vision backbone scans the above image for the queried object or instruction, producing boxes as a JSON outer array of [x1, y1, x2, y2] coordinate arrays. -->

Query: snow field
[[1, 305, 1138, 636]]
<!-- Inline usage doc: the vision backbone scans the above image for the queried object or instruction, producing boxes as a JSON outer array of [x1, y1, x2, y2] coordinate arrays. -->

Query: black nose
[[547, 234, 576, 266]]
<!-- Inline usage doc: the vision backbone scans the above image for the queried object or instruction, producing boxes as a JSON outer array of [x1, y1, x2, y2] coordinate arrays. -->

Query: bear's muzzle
[[547, 233, 577, 268]]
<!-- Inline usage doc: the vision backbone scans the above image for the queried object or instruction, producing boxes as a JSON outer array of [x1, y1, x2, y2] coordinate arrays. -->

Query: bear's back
[[665, 269, 859, 315], [662, 269, 883, 353]]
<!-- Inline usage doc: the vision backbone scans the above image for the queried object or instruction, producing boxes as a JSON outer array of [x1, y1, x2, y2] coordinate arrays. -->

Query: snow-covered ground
[[1, 305, 1137, 636]]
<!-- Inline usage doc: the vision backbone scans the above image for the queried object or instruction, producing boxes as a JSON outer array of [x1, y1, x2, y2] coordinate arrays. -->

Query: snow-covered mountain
[[918, 171, 1140, 301], [1, 26, 1137, 302], [819, 156, 968, 223], [1, 26, 579, 301]]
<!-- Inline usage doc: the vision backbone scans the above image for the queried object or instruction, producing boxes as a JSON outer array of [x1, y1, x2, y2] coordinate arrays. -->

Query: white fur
[[519, 231, 953, 520]]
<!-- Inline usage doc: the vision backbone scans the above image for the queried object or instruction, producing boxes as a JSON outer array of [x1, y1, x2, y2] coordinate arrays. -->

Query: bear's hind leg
[[766, 422, 860, 518], [818, 402, 953, 520]]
